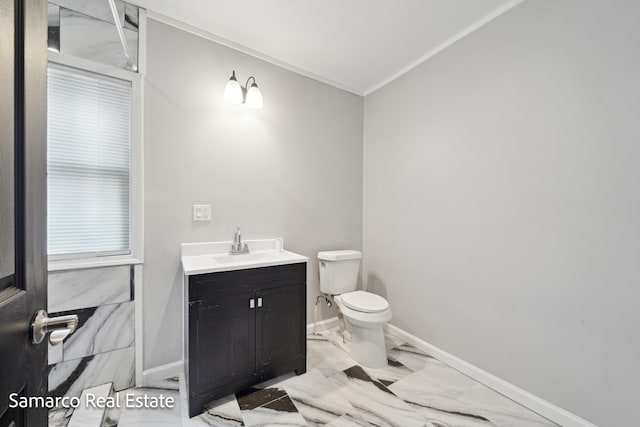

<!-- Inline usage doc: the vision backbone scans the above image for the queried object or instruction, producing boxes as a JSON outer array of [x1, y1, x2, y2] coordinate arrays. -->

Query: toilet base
[[349, 321, 388, 368], [336, 316, 388, 369]]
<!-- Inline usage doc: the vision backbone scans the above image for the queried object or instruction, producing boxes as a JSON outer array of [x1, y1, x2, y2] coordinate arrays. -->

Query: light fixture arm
[[245, 76, 257, 88]]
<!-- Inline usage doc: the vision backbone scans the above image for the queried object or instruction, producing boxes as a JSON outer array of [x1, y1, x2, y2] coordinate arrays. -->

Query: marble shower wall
[[47, 265, 136, 398], [48, 0, 139, 70]]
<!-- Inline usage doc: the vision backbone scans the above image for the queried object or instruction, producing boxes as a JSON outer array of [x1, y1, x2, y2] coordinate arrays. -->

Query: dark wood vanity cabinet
[[186, 262, 306, 417]]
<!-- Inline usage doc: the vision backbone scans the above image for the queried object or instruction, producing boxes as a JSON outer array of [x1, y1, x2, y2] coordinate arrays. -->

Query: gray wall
[[144, 20, 363, 369], [362, 1, 640, 426]]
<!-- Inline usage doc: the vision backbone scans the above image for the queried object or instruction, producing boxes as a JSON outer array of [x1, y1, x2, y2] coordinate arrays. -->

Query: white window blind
[[47, 64, 132, 258]]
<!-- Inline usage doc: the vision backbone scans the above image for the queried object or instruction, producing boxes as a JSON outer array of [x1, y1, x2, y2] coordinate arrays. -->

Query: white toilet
[[318, 250, 392, 368]]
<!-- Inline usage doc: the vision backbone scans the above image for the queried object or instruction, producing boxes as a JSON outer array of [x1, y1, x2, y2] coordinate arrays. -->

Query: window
[[47, 64, 132, 259]]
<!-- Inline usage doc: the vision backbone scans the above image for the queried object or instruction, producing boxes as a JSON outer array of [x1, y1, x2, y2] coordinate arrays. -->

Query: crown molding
[[363, 0, 527, 96], [146, 10, 363, 96]]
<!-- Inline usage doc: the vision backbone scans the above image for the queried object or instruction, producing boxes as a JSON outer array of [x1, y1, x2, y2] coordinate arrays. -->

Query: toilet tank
[[318, 250, 362, 295]]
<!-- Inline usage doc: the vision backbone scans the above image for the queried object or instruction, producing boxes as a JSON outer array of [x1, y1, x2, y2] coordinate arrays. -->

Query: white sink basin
[[181, 239, 308, 275], [212, 252, 273, 264]]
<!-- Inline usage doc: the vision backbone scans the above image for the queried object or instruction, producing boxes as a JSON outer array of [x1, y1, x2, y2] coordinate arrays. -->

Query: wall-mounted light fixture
[[224, 70, 263, 109]]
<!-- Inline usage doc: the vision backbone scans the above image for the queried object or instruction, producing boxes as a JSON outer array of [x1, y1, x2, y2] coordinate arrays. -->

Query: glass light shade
[[224, 76, 243, 104], [245, 83, 263, 109]]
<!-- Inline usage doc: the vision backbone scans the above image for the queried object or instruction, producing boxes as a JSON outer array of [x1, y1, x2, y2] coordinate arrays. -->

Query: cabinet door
[[190, 290, 256, 392], [256, 284, 305, 371]]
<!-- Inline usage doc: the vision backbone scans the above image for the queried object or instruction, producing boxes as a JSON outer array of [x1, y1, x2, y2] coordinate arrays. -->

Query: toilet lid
[[341, 291, 389, 313]]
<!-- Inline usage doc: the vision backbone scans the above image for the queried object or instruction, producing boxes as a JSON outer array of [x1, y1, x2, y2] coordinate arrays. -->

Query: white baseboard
[[142, 319, 594, 426], [306, 316, 340, 335], [142, 360, 185, 386], [385, 324, 597, 427]]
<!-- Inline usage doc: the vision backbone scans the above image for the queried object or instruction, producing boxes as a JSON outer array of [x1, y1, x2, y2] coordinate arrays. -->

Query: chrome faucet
[[230, 226, 250, 255]]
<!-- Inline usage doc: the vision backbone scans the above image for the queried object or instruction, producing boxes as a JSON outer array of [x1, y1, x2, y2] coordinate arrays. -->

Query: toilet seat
[[334, 294, 392, 327], [341, 291, 389, 313]]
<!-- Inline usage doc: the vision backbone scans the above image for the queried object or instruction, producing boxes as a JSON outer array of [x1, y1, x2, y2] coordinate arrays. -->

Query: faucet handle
[[243, 243, 249, 252]]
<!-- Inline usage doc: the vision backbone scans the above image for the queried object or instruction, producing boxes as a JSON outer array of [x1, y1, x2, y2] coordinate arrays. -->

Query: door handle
[[249, 298, 255, 309], [257, 297, 262, 307], [31, 310, 79, 346]]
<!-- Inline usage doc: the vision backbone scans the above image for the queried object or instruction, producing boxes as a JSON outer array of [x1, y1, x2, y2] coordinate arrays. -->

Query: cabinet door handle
[[257, 297, 263, 307], [249, 298, 255, 309]]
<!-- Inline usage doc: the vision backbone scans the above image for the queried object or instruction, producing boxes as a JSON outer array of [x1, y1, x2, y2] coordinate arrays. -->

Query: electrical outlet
[[193, 204, 211, 221]]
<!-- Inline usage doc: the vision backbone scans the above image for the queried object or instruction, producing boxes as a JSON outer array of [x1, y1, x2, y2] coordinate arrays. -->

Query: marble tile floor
[[49, 329, 560, 427]]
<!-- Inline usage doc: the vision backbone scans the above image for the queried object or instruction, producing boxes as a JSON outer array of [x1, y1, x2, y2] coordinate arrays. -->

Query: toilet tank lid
[[317, 250, 362, 261]]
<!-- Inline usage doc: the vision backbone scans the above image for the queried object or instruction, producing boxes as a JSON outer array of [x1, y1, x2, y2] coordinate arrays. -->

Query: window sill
[[48, 255, 143, 272]]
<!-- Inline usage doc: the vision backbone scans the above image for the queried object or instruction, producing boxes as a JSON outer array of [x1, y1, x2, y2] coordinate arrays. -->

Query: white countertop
[[181, 239, 308, 276]]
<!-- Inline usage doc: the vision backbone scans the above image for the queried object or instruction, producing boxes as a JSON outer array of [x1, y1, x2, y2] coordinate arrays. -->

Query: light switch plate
[[193, 204, 211, 221]]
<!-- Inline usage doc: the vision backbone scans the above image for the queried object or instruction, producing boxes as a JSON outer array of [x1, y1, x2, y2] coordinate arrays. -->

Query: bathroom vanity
[[181, 239, 308, 417]]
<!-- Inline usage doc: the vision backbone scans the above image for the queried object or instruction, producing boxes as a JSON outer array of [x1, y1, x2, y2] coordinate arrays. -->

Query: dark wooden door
[[0, 0, 48, 426], [256, 284, 306, 372]]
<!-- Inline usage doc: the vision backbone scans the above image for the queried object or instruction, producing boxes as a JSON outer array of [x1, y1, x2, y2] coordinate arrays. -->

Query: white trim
[[143, 1, 526, 98], [142, 360, 185, 386], [134, 8, 147, 387], [48, 256, 142, 272], [363, 0, 526, 96], [385, 324, 597, 427], [138, 9, 148, 75], [145, 11, 362, 96], [134, 264, 144, 386], [306, 316, 340, 335], [48, 50, 138, 82], [131, 67, 144, 265]]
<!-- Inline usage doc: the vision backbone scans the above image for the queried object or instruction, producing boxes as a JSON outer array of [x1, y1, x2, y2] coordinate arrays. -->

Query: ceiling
[[129, 0, 520, 95]]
